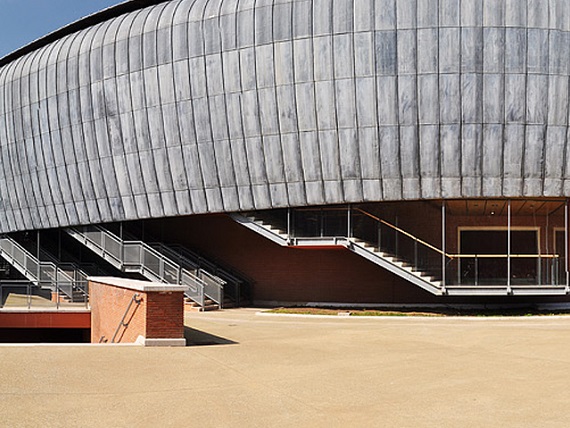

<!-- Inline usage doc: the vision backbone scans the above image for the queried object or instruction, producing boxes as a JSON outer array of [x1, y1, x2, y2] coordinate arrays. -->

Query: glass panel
[[444, 199, 566, 287], [446, 199, 510, 286], [291, 206, 348, 238]]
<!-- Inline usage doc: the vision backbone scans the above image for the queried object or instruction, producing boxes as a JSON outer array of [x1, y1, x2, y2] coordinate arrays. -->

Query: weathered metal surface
[[0, 0, 569, 233]]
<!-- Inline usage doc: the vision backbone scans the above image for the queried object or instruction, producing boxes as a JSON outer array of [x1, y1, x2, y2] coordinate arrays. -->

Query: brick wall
[[143, 213, 570, 305], [89, 278, 185, 345], [144, 215, 439, 305], [145, 292, 184, 339]]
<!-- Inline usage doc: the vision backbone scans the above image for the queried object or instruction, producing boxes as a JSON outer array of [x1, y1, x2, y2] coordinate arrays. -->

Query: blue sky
[[0, 0, 122, 58]]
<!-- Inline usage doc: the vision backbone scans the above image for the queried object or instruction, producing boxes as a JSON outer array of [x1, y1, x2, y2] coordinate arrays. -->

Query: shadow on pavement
[[184, 326, 237, 346]]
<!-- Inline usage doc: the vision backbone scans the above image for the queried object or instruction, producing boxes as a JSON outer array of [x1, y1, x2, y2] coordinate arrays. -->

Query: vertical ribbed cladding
[[0, 0, 569, 234]]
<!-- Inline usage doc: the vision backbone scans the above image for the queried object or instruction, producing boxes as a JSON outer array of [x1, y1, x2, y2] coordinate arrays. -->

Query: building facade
[[1, 0, 570, 307]]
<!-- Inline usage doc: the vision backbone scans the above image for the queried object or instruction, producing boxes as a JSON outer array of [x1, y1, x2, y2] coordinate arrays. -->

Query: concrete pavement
[[1, 308, 570, 427]]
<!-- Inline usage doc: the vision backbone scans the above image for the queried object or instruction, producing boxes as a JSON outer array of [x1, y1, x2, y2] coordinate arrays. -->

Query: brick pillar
[[89, 277, 187, 346]]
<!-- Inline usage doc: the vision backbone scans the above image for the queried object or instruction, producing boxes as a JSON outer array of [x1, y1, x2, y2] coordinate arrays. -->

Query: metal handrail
[[452, 254, 559, 258], [354, 208, 561, 261], [110, 293, 142, 343], [355, 208, 450, 257], [0, 236, 75, 283], [69, 225, 220, 307]]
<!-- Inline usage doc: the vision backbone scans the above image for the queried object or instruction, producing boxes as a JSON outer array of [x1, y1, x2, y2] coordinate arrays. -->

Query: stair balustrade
[[0, 236, 87, 303], [64, 225, 220, 309]]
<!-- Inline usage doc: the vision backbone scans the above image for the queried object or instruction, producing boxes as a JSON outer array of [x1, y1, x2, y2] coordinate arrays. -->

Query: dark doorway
[[0, 328, 90, 343]]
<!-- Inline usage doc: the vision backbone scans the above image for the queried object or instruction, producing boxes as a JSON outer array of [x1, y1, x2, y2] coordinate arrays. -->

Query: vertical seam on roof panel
[[36, 43, 63, 227], [186, 0, 209, 210], [251, 0, 272, 208], [167, 0, 193, 214], [393, 0, 404, 200], [151, 1, 180, 215], [458, 0, 464, 198], [140, 6, 167, 217], [172, 0, 202, 214], [499, 12, 506, 197], [85, 24, 113, 222], [65, 29, 92, 224], [14, 55, 35, 228], [309, 1, 327, 204], [519, 5, 529, 197], [49, 37, 74, 226], [233, 0, 256, 210], [477, 1, 484, 198], [199, 0, 224, 211], [217, 0, 242, 210], [57, 34, 82, 225], [126, 9, 153, 218], [232, 0, 255, 210], [74, 28, 103, 224], [328, 5, 347, 203], [288, 0, 307, 204], [270, 0, 291, 207], [536, 8, 547, 197], [110, 13, 136, 217], [30, 48, 52, 228], [96, 20, 124, 219], [368, 0, 383, 199], [413, 0, 421, 199], [436, 0, 442, 198], [0, 62, 16, 229], [208, 0, 231, 210], [5, 61, 24, 229]]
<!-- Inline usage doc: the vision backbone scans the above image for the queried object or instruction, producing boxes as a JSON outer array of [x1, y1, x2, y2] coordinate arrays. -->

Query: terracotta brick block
[[89, 277, 186, 346]]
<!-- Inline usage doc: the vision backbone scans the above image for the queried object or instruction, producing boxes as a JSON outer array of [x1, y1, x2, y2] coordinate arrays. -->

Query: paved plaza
[[1, 308, 570, 427]]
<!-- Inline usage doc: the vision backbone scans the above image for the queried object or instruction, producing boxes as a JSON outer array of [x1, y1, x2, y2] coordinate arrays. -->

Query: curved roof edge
[[0, 0, 170, 68]]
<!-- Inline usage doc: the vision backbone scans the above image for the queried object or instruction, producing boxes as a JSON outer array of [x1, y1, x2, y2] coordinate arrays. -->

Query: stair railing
[[0, 236, 81, 301], [67, 226, 219, 308], [353, 208, 562, 287]]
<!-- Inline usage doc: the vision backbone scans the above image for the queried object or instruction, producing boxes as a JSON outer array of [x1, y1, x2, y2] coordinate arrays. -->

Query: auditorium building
[[1, 0, 570, 311]]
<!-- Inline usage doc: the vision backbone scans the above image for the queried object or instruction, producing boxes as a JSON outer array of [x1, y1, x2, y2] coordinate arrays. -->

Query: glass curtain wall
[[444, 199, 567, 288]]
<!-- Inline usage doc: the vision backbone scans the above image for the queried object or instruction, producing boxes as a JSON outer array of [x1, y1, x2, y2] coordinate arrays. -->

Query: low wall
[[0, 310, 90, 329], [89, 277, 186, 346]]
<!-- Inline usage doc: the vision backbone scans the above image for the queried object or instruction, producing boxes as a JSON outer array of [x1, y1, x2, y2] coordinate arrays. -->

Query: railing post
[[475, 256, 478, 286], [27, 281, 31, 310], [36, 230, 40, 300], [287, 208, 291, 241], [566, 199, 569, 293], [441, 202, 446, 291], [507, 199, 511, 293], [414, 239, 418, 269], [347, 205, 352, 238], [564, 199, 570, 294], [55, 272, 60, 310], [394, 216, 399, 257]]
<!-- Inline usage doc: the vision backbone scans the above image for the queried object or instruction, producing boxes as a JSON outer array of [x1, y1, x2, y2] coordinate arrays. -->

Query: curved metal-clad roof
[[0, 0, 570, 233]]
